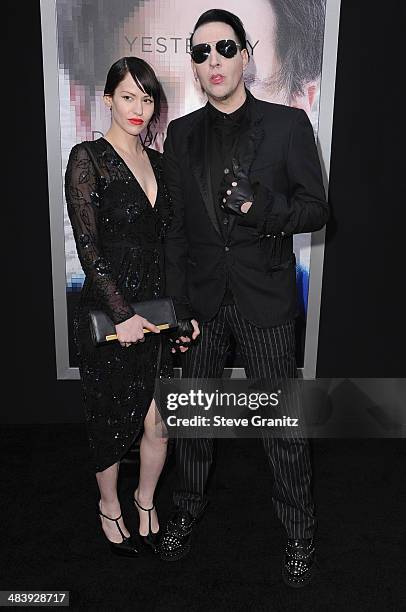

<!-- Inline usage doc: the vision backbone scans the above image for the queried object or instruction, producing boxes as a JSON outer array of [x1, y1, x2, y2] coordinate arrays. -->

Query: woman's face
[[104, 72, 155, 136]]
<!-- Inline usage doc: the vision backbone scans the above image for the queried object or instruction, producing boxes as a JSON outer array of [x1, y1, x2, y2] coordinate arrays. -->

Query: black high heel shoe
[[133, 494, 160, 549], [98, 506, 139, 557]]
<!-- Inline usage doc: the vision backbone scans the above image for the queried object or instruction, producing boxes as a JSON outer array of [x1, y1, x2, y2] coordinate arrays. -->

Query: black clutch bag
[[89, 297, 178, 346]]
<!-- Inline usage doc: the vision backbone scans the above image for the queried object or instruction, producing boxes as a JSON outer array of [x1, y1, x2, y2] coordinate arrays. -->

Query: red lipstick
[[129, 118, 144, 125]]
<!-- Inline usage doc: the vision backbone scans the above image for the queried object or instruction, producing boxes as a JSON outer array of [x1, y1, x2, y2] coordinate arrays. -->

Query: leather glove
[[219, 157, 254, 216], [168, 319, 194, 352]]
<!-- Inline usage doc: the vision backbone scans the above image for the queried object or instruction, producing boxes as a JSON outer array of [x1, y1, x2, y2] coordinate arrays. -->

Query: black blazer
[[163, 90, 329, 327]]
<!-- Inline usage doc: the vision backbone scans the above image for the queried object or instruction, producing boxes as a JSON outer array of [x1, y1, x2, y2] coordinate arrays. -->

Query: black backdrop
[[7, 1, 404, 424]]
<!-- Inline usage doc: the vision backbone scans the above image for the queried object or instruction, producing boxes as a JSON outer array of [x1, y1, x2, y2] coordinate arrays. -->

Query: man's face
[[190, 21, 248, 104]]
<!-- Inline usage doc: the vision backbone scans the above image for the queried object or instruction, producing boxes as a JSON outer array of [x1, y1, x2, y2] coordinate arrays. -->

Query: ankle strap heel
[[134, 495, 160, 549], [98, 504, 139, 557], [98, 508, 128, 541]]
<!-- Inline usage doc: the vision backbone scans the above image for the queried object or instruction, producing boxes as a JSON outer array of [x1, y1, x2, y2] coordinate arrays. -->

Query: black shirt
[[207, 96, 250, 304], [207, 96, 250, 227]]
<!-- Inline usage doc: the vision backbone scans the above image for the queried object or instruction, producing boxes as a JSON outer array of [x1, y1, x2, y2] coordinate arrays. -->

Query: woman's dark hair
[[190, 9, 248, 54], [104, 56, 162, 146]]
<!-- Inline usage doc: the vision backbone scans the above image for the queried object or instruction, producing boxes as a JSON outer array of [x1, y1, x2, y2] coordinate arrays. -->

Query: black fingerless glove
[[219, 158, 254, 216], [169, 319, 194, 351]]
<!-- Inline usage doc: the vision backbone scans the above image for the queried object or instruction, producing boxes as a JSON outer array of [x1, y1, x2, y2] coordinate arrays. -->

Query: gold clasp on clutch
[[105, 323, 170, 342]]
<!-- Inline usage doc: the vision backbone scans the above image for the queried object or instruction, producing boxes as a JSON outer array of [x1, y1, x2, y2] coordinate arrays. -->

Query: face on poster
[[56, 0, 327, 365]]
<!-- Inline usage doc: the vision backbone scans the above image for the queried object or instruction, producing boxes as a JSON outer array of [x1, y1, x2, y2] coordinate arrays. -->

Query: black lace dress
[[65, 138, 173, 472]]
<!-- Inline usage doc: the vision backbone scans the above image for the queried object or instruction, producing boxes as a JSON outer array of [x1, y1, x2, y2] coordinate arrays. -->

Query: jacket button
[[225, 246, 230, 252], [223, 218, 229, 225]]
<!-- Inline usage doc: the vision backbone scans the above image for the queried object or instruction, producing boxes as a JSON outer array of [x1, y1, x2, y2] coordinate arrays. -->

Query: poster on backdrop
[[41, 0, 340, 378]]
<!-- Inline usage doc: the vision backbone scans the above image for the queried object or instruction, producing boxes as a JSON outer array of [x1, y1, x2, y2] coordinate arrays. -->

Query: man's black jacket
[[163, 90, 329, 327]]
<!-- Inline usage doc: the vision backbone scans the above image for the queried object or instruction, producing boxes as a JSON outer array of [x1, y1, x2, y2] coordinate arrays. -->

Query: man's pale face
[[191, 22, 248, 104]]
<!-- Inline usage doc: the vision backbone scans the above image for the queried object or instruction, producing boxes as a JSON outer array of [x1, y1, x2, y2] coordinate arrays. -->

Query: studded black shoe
[[133, 494, 160, 549], [282, 538, 315, 588], [98, 505, 139, 557], [157, 509, 196, 561]]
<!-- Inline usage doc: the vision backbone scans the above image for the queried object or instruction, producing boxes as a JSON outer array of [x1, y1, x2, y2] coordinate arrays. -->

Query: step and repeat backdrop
[[40, 0, 340, 379]]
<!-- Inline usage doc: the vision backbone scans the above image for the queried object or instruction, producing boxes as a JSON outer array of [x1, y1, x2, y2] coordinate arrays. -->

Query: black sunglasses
[[190, 39, 242, 64]]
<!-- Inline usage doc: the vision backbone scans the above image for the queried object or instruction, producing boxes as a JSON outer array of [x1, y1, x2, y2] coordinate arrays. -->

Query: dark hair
[[190, 9, 248, 53], [104, 56, 162, 146], [269, 0, 326, 101]]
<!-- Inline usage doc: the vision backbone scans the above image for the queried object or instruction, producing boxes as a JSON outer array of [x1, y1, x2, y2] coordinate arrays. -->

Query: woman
[[65, 57, 190, 556]]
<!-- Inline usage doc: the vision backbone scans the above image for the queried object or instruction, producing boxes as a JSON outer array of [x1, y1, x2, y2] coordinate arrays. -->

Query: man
[[159, 8, 328, 587]]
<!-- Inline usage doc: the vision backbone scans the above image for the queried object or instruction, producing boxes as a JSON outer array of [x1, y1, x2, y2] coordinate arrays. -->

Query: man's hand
[[169, 319, 200, 353], [219, 158, 254, 216]]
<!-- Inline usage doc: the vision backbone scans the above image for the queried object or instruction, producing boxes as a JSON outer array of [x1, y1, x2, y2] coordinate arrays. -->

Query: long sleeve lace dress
[[65, 138, 173, 472]]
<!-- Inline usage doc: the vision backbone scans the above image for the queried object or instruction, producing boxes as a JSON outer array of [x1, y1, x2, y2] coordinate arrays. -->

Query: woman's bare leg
[[96, 463, 131, 543], [134, 399, 168, 535]]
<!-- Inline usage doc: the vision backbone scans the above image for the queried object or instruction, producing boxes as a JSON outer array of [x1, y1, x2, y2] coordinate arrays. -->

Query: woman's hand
[[115, 314, 160, 348]]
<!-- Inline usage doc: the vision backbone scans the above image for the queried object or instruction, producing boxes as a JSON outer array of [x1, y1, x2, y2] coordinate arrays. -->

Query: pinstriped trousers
[[173, 303, 316, 539]]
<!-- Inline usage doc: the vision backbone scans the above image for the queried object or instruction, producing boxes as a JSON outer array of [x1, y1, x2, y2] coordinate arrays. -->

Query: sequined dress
[[65, 138, 173, 472]]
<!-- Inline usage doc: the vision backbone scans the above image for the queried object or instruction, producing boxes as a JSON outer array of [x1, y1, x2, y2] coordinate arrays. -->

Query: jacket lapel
[[235, 93, 265, 174], [227, 91, 265, 234], [188, 111, 222, 237]]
